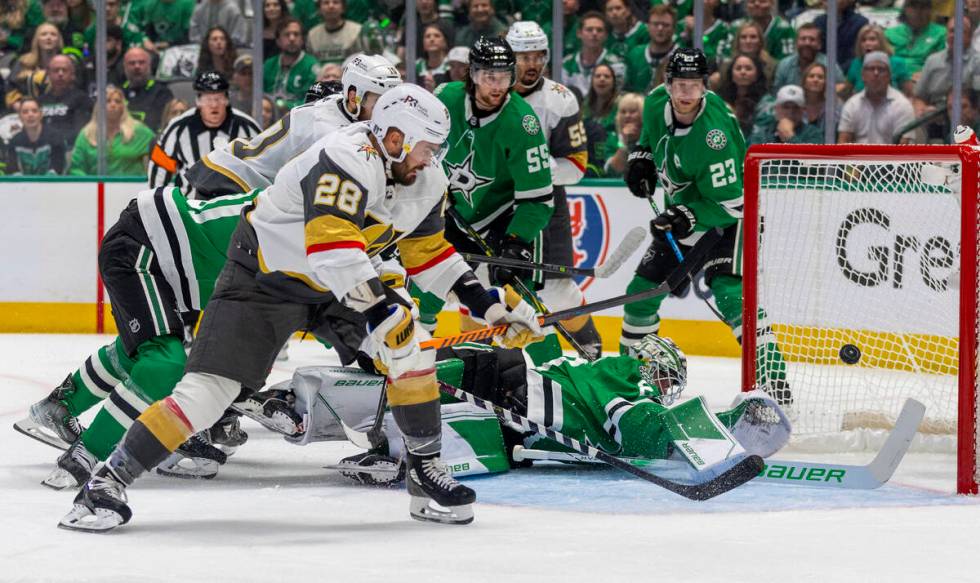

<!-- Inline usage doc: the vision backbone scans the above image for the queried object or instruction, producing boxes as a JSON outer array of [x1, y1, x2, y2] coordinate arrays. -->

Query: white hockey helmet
[[341, 53, 402, 116], [506, 21, 550, 61], [628, 334, 688, 405], [370, 84, 450, 164]]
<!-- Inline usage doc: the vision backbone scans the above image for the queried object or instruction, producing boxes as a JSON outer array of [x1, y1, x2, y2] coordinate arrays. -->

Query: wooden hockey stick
[[515, 398, 925, 490], [460, 226, 646, 279], [420, 227, 723, 351], [438, 380, 763, 501]]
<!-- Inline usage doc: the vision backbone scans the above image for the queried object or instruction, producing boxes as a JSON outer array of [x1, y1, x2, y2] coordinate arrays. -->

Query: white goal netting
[[747, 155, 972, 465]]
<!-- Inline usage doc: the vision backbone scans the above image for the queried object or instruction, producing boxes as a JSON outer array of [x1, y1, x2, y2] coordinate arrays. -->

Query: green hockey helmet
[[628, 334, 687, 405]]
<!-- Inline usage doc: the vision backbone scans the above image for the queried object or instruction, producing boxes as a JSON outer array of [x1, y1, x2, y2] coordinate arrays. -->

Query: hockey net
[[741, 145, 979, 494]]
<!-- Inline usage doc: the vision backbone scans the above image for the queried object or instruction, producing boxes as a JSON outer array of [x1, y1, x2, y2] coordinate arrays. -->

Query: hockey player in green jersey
[[279, 334, 789, 484], [423, 36, 562, 358], [622, 48, 791, 404], [15, 187, 265, 488]]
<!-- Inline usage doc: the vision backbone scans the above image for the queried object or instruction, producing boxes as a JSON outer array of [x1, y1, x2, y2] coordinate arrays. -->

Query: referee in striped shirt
[[148, 71, 261, 197]]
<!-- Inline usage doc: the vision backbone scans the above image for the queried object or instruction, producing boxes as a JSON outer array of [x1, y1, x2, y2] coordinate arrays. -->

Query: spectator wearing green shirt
[[138, 0, 196, 51], [263, 17, 318, 110], [603, 91, 642, 177], [605, 0, 648, 59], [677, 0, 729, 65], [885, 0, 945, 76], [623, 5, 677, 94], [0, 0, 45, 55], [731, 0, 795, 61], [749, 84, 823, 145], [845, 24, 913, 97], [543, 0, 582, 57], [69, 85, 155, 176], [582, 62, 619, 173], [83, 0, 149, 54]]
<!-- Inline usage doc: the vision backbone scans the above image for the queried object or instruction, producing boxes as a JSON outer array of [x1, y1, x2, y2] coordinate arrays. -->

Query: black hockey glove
[[650, 205, 696, 242], [625, 145, 656, 198], [490, 235, 534, 286]]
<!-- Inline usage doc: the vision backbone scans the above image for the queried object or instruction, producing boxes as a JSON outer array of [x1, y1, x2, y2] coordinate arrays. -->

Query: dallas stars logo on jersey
[[445, 150, 493, 207]]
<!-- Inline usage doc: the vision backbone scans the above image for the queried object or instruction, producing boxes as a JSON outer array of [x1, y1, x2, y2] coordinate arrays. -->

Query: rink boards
[[0, 177, 740, 355]]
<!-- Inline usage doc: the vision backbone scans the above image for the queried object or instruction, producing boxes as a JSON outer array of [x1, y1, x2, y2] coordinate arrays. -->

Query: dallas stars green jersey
[[435, 81, 554, 242], [525, 355, 674, 459], [607, 21, 649, 59], [638, 85, 745, 231], [727, 15, 796, 60], [135, 187, 258, 312]]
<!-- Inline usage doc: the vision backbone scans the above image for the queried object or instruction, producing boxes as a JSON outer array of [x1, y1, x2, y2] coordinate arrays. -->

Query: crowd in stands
[[0, 0, 977, 177]]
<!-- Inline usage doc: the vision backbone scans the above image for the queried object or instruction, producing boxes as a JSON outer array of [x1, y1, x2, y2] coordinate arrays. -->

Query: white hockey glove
[[481, 285, 544, 349], [369, 304, 434, 379]]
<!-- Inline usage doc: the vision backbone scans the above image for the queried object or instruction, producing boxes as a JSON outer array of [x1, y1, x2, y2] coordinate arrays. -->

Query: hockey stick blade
[[440, 381, 762, 501], [594, 226, 646, 278], [755, 398, 925, 489]]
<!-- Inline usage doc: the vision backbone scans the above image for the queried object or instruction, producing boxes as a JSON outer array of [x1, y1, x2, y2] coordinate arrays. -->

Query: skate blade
[[409, 496, 474, 525], [155, 454, 219, 480], [57, 504, 125, 533], [325, 461, 403, 486], [13, 418, 71, 451], [41, 468, 81, 491]]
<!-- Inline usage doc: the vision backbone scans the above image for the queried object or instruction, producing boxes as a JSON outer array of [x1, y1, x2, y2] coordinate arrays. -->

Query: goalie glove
[[625, 145, 656, 198], [650, 204, 696, 242], [481, 285, 544, 349]]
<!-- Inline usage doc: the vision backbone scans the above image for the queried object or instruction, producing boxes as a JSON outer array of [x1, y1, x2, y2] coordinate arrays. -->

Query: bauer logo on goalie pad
[[567, 193, 611, 291]]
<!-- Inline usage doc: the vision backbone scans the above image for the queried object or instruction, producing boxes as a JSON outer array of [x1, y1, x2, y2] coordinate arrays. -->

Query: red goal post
[[741, 144, 979, 495]]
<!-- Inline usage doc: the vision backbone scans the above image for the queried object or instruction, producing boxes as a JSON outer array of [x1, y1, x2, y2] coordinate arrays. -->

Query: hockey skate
[[42, 440, 97, 490], [13, 376, 83, 451], [58, 467, 132, 533], [205, 411, 248, 456], [406, 453, 475, 525], [330, 452, 405, 486], [231, 389, 304, 437], [155, 433, 227, 479]]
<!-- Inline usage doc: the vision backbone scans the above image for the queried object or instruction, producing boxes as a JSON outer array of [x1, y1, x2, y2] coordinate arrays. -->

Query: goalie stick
[[438, 380, 763, 501], [460, 226, 646, 279], [513, 398, 925, 490], [420, 227, 723, 351]]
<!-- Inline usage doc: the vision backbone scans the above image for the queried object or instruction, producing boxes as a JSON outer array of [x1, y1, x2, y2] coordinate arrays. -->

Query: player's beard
[[390, 160, 419, 185]]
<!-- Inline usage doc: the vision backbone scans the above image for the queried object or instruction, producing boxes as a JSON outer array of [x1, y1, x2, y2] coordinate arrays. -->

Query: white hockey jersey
[[518, 78, 588, 185], [247, 123, 469, 301], [190, 95, 357, 196]]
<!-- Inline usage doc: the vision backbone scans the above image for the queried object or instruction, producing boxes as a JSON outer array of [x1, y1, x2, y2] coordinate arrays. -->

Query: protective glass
[[405, 139, 449, 167], [666, 77, 706, 101], [471, 68, 513, 89], [515, 52, 547, 66], [198, 93, 229, 107]]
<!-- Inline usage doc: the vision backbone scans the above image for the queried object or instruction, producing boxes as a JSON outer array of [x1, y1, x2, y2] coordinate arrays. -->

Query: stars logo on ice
[[446, 151, 492, 207]]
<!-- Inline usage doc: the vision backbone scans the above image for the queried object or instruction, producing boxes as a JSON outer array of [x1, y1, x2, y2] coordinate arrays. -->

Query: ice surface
[[1, 334, 978, 582]]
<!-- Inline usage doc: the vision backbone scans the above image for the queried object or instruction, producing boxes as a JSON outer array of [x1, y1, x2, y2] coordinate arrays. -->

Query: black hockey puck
[[840, 344, 861, 365]]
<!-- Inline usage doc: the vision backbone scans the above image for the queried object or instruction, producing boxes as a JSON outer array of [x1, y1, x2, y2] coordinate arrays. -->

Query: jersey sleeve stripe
[[566, 151, 588, 173], [200, 156, 250, 192], [404, 244, 457, 276], [398, 231, 455, 271], [304, 214, 367, 254], [306, 240, 366, 255], [514, 185, 554, 201]]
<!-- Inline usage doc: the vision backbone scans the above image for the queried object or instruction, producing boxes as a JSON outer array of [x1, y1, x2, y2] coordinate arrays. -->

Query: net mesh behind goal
[[742, 145, 979, 495]]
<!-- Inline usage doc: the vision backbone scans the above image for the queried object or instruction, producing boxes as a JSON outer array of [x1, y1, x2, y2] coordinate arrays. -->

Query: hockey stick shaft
[[460, 226, 646, 279], [438, 380, 763, 501], [446, 207, 593, 360], [418, 227, 722, 351], [461, 253, 599, 277]]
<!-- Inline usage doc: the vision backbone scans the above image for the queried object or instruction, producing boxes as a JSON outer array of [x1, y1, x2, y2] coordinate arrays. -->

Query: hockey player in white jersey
[[59, 85, 544, 532], [185, 54, 402, 198], [506, 22, 604, 358]]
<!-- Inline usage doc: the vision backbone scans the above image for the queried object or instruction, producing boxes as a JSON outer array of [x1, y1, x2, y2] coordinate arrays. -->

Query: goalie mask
[[628, 334, 687, 405]]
